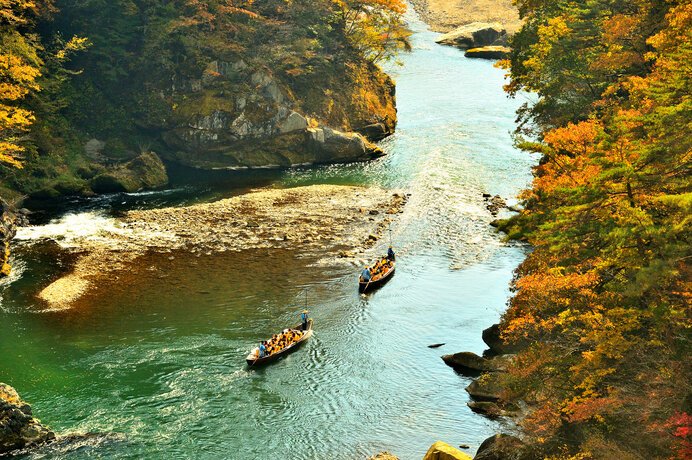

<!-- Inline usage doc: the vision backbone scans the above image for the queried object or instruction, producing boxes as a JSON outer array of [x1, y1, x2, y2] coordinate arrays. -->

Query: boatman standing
[[361, 266, 371, 282], [302, 310, 309, 330], [387, 245, 395, 260], [259, 341, 267, 358]]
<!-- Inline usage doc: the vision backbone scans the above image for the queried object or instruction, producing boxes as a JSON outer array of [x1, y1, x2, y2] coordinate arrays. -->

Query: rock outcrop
[[159, 67, 386, 169], [89, 152, 168, 193], [467, 401, 502, 417], [423, 441, 473, 460], [474, 434, 525, 460], [441, 352, 501, 373], [435, 23, 507, 49], [0, 383, 55, 454], [465, 46, 511, 60]]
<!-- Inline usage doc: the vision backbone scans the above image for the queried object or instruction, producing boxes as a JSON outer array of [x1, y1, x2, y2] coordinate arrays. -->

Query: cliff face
[[151, 61, 393, 169], [0, 1, 400, 198], [0, 200, 28, 278]]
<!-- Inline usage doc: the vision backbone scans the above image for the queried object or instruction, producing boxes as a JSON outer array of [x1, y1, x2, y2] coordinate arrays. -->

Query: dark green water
[[0, 11, 537, 460]]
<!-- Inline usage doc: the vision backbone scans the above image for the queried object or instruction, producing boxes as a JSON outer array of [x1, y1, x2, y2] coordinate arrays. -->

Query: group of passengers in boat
[[360, 246, 395, 283], [255, 310, 309, 358]]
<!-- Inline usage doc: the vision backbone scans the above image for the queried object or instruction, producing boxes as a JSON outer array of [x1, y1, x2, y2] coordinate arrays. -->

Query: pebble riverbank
[[35, 185, 407, 310]]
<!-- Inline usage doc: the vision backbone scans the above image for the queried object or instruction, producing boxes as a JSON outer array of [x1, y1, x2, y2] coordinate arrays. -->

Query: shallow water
[[0, 9, 537, 460]]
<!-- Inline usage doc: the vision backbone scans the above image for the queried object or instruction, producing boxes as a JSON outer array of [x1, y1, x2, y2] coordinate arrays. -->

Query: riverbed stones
[[0, 383, 56, 454], [33, 185, 408, 310], [435, 22, 506, 49], [423, 441, 473, 460]]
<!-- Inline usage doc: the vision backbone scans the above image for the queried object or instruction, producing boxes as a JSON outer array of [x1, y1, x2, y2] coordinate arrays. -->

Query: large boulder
[[89, 152, 168, 193], [441, 352, 501, 373], [423, 441, 473, 460], [464, 46, 511, 60], [435, 23, 507, 49], [474, 434, 524, 460], [0, 383, 56, 454]]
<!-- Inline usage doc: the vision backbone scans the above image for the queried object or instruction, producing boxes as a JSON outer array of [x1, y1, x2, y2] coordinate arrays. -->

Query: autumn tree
[[0, 0, 42, 167], [496, 0, 692, 457]]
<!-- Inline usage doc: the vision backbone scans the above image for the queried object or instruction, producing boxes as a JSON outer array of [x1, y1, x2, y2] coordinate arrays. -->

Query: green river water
[[0, 10, 538, 460]]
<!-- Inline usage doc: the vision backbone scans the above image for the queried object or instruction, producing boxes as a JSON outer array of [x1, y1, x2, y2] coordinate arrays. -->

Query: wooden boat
[[246, 319, 313, 366], [359, 258, 395, 293]]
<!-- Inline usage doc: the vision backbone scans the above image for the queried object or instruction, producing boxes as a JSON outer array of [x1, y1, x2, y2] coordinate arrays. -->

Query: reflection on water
[[0, 8, 537, 460]]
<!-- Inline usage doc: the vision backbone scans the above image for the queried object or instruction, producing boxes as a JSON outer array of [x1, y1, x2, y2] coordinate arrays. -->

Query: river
[[0, 10, 537, 460]]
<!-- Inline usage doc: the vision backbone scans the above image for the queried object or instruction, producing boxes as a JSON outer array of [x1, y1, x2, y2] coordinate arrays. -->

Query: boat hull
[[246, 319, 313, 366]]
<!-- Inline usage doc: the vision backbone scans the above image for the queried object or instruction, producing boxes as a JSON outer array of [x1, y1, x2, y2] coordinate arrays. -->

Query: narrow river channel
[[0, 9, 537, 460]]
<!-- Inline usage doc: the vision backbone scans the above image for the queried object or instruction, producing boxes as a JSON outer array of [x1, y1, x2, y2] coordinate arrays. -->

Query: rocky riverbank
[[408, 0, 522, 34], [29, 185, 407, 310]]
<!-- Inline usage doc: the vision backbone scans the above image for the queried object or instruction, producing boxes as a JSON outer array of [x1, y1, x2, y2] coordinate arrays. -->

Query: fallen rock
[[89, 152, 168, 193], [467, 401, 502, 417], [474, 434, 525, 460], [435, 22, 506, 49], [441, 352, 501, 373], [465, 375, 503, 401], [423, 441, 473, 460], [465, 46, 511, 60], [0, 383, 56, 454]]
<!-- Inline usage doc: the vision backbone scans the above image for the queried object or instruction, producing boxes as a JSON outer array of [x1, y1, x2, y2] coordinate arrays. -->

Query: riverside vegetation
[[482, 0, 691, 458], [0, 0, 410, 202]]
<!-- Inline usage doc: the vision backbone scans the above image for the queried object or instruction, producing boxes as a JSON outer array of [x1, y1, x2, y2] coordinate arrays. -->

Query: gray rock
[[277, 111, 309, 134], [435, 22, 506, 49], [84, 139, 106, 159]]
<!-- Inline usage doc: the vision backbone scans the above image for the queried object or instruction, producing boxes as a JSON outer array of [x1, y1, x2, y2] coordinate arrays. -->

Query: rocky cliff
[[0, 383, 55, 454], [0, 199, 28, 278]]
